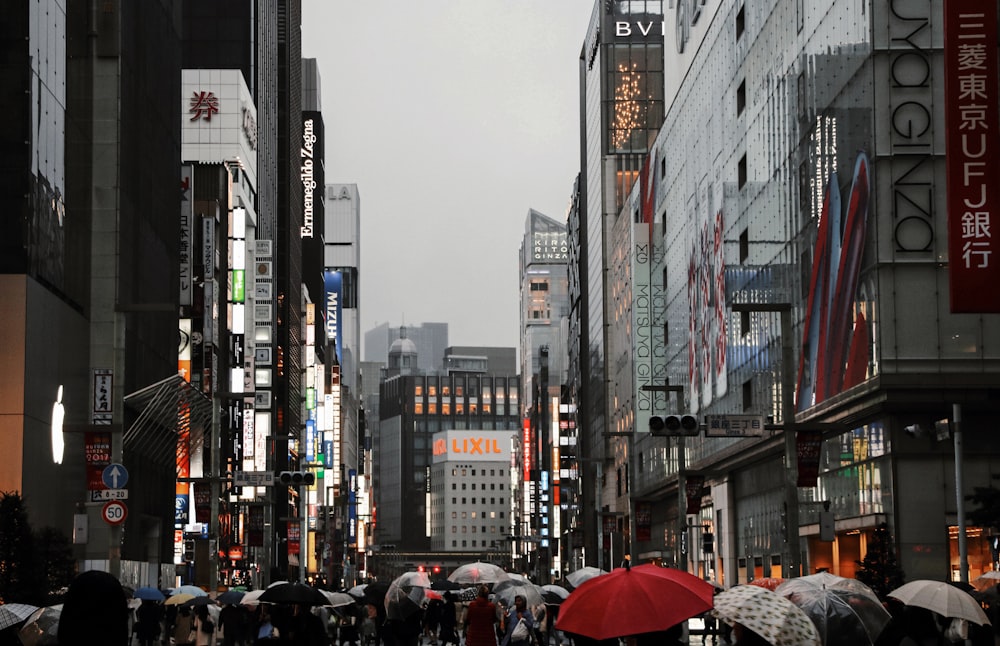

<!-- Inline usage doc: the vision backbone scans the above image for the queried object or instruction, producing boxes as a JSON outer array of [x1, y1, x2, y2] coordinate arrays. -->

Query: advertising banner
[[84, 432, 112, 491], [685, 474, 705, 515], [635, 502, 652, 542], [323, 271, 343, 363], [796, 430, 824, 487], [944, 0, 1000, 312], [194, 482, 211, 524], [287, 522, 300, 555], [247, 505, 264, 547]]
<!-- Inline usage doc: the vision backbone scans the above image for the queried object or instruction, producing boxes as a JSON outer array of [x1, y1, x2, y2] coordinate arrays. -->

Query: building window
[[414, 402, 423, 414], [442, 402, 451, 415], [414, 385, 423, 396], [451, 483, 456, 490], [428, 402, 437, 414], [736, 5, 745, 40], [452, 497, 457, 504], [737, 79, 746, 115], [462, 540, 467, 547], [743, 379, 753, 411], [738, 154, 747, 189], [452, 511, 457, 519], [739, 228, 749, 263], [452, 526, 457, 533], [472, 469, 477, 477]]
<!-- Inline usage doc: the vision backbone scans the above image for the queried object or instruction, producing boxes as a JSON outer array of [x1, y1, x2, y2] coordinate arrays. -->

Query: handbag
[[511, 618, 530, 642]]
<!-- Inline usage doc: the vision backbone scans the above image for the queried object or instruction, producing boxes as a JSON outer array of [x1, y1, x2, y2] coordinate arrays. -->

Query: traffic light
[[278, 471, 316, 486], [648, 414, 700, 436]]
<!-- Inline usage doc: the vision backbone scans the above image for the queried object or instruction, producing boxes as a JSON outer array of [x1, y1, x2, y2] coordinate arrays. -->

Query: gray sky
[[301, 2, 592, 350]]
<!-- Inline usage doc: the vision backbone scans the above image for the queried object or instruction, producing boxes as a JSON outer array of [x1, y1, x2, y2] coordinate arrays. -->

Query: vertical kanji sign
[[944, 0, 1000, 312]]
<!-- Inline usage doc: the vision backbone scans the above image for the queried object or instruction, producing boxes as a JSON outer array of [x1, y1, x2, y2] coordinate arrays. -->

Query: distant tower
[[387, 326, 419, 376]]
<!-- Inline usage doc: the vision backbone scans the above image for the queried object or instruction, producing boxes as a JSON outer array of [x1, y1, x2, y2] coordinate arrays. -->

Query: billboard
[[323, 271, 343, 364]]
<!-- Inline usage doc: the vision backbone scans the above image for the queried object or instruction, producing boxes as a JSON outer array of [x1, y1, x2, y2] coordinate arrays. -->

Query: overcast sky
[[301, 2, 593, 352]]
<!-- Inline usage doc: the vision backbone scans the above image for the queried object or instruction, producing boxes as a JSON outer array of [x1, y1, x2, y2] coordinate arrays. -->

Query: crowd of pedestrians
[[10, 568, 1000, 645]]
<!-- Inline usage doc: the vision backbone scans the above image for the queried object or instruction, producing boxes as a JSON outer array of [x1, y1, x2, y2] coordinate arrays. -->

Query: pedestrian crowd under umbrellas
[[3, 562, 1000, 646]]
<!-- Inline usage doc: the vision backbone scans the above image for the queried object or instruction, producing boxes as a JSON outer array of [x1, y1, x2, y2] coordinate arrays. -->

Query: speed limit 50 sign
[[102, 500, 128, 525]]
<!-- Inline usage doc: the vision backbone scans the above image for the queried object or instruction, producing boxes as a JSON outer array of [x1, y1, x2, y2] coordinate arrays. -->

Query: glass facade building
[[616, 0, 1000, 584]]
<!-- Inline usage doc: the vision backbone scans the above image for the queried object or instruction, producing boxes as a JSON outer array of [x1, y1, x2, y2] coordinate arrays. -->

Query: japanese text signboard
[[944, 0, 1000, 312]]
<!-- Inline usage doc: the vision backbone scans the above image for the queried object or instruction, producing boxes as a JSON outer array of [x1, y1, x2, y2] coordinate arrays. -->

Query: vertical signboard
[[944, 0, 1000, 312], [84, 432, 112, 491], [323, 271, 343, 364], [247, 505, 264, 547], [180, 165, 193, 306]]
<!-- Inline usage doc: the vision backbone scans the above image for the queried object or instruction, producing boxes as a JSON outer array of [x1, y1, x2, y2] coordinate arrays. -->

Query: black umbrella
[[357, 582, 391, 607], [258, 582, 328, 606], [182, 596, 218, 608], [430, 580, 465, 591]]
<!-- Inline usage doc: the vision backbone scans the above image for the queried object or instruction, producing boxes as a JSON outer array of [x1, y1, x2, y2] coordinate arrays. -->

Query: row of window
[[450, 511, 502, 519], [452, 468, 501, 477], [451, 525, 503, 534], [413, 401, 516, 415], [450, 498, 505, 506], [451, 540, 501, 549], [451, 482, 504, 491]]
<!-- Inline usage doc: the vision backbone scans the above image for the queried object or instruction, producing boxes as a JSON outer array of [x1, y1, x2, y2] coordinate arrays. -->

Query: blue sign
[[102, 463, 129, 489], [323, 271, 343, 364], [175, 494, 189, 525]]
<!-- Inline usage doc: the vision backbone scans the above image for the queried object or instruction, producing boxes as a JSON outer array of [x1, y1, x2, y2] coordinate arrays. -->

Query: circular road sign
[[102, 500, 128, 526]]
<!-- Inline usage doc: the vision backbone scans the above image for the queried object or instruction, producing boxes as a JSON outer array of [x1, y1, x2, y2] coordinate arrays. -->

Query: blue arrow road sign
[[102, 463, 129, 489]]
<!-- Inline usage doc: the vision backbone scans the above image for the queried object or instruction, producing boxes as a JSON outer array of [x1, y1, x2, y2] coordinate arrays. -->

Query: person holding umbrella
[[499, 595, 535, 646], [135, 599, 165, 646]]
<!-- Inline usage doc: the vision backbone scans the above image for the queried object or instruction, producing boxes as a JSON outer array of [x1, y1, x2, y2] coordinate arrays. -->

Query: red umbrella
[[746, 577, 785, 591], [555, 563, 714, 640]]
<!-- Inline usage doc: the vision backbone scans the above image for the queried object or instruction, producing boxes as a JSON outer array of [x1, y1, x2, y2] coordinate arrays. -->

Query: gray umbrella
[[0, 604, 39, 630]]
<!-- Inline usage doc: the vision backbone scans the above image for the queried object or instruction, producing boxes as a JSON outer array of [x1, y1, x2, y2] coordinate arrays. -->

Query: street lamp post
[[730, 303, 800, 578]]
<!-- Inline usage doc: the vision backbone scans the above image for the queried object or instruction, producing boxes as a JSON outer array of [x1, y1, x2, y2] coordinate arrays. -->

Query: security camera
[[903, 424, 924, 437]]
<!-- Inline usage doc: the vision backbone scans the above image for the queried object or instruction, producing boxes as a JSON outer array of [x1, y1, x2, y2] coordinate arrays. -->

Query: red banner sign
[[287, 523, 300, 555], [685, 475, 705, 515], [944, 0, 1000, 312], [193, 483, 211, 523], [84, 432, 111, 491], [635, 502, 652, 542], [247, 505, 264, 547], [796, 430, 824, 487]]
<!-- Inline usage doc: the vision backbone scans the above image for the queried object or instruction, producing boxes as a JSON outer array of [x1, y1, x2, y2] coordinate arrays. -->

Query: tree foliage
[[966, 477, 1000, 531], [855, 522, 905, 600], [0, 492, 76, 605]]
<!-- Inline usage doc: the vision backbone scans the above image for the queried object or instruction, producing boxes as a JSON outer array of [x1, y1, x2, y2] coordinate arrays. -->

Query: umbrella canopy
[[745, 577, 785, 591], [322, 591, 358, 608], [564, 567, 607, 590], [170, 585, 208, 597], [182, 596, 218, 608], [386, 571, 431, 620], [776, 572, 880, 602], [18, 605, 61, 646], [540, 584, 570, 604], [888, 580, 991, 626], [494, 582, 545, 608], [259, 582, 329, 606], [217, 590, 245, 605], [240, 589, 266, 606], [555, 564, 714, 640], [430, 579, 465, 591], [347, 581, 390, 607], [448, 562, 510, 585], [712, 585, 821, 646], [164, 593, 196, 606], [781, 587, 891, 646], [133, 586, 166, 602], [0, 603, 39, 630]]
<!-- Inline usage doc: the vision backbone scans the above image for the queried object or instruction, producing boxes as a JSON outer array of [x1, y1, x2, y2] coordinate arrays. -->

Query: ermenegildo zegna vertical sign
[[943, 0, 1000, 312]]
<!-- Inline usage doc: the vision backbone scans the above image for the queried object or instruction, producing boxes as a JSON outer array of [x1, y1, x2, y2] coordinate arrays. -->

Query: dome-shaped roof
[[389, 336, 417, 355]]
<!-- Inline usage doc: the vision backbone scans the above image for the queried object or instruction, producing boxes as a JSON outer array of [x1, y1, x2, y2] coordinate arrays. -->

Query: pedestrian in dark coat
[[57, 570, 130, 646], [465, 586, 499, 646], [135, 600, 165, 646]]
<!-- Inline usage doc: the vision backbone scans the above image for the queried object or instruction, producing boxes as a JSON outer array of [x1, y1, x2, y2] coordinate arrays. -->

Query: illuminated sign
[[431, 430, 511, 463], [300, 118, 316, 238], [323, 271, 343, 363]]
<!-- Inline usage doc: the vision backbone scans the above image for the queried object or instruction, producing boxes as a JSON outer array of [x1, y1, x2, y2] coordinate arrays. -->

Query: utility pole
[[731, 303, 800, 579], [640, 380, 686, 568]]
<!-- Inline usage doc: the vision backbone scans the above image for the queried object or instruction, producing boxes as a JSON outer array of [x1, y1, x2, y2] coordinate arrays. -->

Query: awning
[[123, 374, 214, 470]]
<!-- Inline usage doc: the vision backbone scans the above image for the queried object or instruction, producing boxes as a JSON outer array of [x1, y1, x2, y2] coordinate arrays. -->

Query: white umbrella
[[494, 582, 545, 608], [712, 585, 821, 646], [775, 572, 881, 603], [888, 580, 991, 626], [565, 567, 607, 589], [386, 571, 431, 620], [322, 590, 358, 607], [240, 589, 267, 606], [448, 562, 510, 585]]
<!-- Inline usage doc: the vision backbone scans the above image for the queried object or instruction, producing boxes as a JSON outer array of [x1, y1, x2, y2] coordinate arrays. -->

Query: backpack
[[201, 618, 215, 634]]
